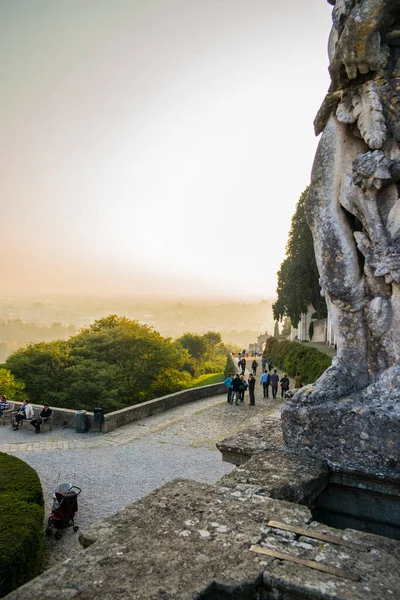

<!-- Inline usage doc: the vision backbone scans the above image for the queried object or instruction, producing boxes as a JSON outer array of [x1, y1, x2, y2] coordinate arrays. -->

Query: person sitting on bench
[[30, 403, 52, 434], [13, 400, 34, 430], [0, 395, 9, 417]]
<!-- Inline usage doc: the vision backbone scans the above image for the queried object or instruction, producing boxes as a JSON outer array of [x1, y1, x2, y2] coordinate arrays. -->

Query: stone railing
[[102, 382, 226, 432], [11, 381, 227, 433]]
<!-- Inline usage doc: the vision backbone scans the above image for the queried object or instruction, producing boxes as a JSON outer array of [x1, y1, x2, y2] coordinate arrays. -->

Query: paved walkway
[[0, 360, 288, 569]]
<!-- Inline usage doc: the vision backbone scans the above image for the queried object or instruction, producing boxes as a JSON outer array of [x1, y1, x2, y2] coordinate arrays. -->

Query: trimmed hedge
[[263, 338, 332, 384], [0, 453, 44, 597], [224, 354, 237, 377]]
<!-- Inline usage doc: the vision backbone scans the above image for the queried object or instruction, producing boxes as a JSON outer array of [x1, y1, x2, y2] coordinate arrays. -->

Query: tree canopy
[[273, 187, 327, 326], [4, 317, 228, 412], [0, 368, 26, 400]]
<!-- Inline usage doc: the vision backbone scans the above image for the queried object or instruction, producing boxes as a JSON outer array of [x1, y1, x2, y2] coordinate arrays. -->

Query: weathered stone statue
[[282, 0, 400, 468]]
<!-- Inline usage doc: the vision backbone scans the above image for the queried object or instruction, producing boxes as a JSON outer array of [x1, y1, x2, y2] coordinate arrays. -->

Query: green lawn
[[188, 372, 225, 388]]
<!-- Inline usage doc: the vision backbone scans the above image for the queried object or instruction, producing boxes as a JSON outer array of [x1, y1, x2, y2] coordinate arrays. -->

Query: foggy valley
[[0, 295, 275, 362]]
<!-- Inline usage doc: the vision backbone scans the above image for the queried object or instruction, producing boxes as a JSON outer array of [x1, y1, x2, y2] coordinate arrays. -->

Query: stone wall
[[12, 381, 228, 433], [312, 319, 326, 343], [102, 382, 226, 432]]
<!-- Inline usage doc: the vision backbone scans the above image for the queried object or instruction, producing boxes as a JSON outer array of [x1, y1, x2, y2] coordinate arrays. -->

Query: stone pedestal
[[281, 389, 400, 473]]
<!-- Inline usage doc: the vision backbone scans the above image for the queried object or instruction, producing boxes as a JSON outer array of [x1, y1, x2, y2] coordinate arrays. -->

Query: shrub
[[0, 453, 44, 597], [263, 338, 331, 384], [224, 355, 236, 378]]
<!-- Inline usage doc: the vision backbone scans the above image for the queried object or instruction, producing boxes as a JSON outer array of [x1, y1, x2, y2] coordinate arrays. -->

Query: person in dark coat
[[280, 373, 290, 398], [240, 357, 246, 375], [30, 403, 52, 434], [239, 375, 248, 402], [270, 370, 279, 398], [248, 374, 256, 405], [231, 374, 242, 405]]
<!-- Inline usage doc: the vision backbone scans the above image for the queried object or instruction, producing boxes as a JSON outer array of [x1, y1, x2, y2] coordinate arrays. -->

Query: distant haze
[[1, 0, 332, 299]]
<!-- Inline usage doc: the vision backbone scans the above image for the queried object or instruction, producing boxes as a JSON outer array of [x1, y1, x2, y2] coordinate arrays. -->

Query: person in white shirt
[[13, 400, 34, 430]]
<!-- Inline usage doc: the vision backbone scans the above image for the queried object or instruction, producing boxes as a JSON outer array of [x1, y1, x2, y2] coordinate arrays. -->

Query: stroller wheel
[[45, 528, 52, 537], [55, 531, 62, 540], [73, 526, 79, 532]]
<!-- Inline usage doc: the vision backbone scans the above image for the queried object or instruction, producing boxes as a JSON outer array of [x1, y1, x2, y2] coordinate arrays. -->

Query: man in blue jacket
[[223, 373, 233, 404], [260, 370, 270, 398]]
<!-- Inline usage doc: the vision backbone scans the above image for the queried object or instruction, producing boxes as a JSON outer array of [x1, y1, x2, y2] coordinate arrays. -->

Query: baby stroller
[[46, 481, 81, 540]]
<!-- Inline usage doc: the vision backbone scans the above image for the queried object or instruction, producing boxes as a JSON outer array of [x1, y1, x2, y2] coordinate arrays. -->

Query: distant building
[[248, 331, 270, 354], [289, 305, 336, 346]]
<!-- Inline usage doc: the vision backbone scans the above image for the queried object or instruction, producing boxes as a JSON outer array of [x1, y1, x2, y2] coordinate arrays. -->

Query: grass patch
[[187, 372, 225, 388]]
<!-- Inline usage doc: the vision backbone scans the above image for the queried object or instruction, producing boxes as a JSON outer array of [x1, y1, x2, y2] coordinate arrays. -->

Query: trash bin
[[93, 408, 104, 424], [76, 410, 87, 433]]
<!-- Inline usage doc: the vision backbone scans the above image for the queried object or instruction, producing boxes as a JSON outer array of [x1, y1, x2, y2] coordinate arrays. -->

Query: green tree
[[202, 331, 222, 346], [5, 341, 70, 404], [176, 333, 209, 361], [5, 316, 192, 411], [69, 316, 190, 406], [273, 186, 327, 326], [0, 368, 26, 400], [281, 317, 292, 339]]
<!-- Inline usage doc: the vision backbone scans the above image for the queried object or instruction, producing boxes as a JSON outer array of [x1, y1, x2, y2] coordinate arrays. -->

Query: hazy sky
[[1, 0, 332, 299]]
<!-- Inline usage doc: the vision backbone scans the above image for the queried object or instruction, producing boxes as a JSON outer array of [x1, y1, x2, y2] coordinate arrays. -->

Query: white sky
[[1, 0, 333, 299]]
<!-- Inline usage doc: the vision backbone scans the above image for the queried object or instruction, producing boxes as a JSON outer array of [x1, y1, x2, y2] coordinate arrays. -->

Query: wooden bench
[[11, 406, 53, 433], [0, 403, 15, 426]]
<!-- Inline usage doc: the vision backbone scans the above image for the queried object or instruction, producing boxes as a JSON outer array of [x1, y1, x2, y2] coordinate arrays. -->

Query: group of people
[[259, 370, 290, 398], [12, 399, 52, 433], [224, 373, 257, 405], [224, 355, 304, 406]]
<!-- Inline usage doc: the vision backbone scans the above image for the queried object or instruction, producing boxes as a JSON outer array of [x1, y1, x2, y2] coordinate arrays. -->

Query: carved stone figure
[[282, 0, 400, 469]]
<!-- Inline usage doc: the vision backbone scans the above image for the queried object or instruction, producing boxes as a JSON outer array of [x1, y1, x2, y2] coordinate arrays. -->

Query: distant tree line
[[0, 319, 76, 362], [3, 315, 228, 412]]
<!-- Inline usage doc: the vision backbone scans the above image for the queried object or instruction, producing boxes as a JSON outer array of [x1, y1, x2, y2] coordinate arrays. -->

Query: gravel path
[[1, 359, 289, 569]]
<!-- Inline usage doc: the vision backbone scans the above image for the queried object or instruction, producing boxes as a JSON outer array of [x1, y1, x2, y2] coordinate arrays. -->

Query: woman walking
[[280, 373, 290, 398]]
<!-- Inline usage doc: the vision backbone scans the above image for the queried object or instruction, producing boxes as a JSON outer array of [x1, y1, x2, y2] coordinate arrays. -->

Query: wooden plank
[[267, 520, 360, 550], [249, 546, 361, 582]]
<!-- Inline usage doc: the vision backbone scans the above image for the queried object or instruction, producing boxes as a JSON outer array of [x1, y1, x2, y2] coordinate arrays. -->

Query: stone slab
[[216, 414, 284, 465], [282, 392, 400, 473], [218, 450, 330, 506], [6, 474, 400, 599]]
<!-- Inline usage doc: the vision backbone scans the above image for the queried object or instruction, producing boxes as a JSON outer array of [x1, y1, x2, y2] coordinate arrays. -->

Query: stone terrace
[[1, 375, 283, 570]]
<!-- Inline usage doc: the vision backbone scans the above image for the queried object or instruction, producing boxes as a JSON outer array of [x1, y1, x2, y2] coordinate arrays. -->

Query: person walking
[[251, 359, 258, 375], [280, 373, 290, 398], [261, 357, 267, 371], [224, 373, 234, 404], [240, 357, 246, 375], [248, 374, 256, 405], [294, 372, 303, 389], [270, 369, 279, 399], [231, 374, 242, 405], [260, 370, 270, 398], [268, 359, 273, 372], [240, 375, 248, 402]]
